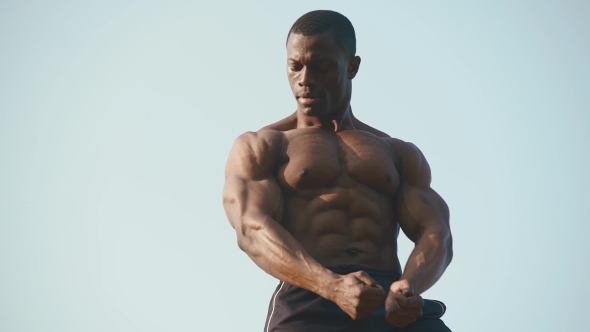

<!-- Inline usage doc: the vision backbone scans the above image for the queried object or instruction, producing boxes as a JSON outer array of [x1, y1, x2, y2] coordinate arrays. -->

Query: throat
[[295, 109, 355, 132]]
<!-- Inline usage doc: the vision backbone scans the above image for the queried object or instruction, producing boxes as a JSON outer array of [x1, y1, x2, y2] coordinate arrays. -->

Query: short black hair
[[287, 10, 356, 58]]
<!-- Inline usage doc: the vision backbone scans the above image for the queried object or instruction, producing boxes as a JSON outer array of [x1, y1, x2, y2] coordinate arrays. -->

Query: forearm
[[400, 230, 453, 294], [237, 213, 340, 300]]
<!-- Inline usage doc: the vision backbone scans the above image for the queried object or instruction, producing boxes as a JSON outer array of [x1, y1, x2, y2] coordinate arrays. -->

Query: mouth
[[298, 94, 322, 106]]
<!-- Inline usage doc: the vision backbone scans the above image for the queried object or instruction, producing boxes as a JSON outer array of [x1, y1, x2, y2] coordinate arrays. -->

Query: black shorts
[[264, 265, 451, 332]]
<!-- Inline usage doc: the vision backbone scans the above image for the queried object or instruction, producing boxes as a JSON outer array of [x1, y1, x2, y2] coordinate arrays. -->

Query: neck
[[296, 105, 355, 132]]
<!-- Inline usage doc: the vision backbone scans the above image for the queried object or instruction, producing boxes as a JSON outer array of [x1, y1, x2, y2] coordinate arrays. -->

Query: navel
[[346, 248, 361, 256], [299, 168, 309, 177]]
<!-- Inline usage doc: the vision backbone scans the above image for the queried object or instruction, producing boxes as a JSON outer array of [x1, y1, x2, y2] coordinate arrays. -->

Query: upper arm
[[222, 130, 285, 235], [390, 139, 450, 243]]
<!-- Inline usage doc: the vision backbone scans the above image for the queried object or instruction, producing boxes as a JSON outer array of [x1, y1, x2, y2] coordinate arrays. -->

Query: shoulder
[[386, 138, 431, 186], [228, 130, 285, 177], [258, 112, 298, 132], [352, 117, 391, 138], [386, 138, 423, 160], [233, 129, 286, 150]]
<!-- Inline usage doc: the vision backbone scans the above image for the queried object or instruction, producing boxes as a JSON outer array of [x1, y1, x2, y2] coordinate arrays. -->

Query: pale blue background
[[1, 1, 589, 331]]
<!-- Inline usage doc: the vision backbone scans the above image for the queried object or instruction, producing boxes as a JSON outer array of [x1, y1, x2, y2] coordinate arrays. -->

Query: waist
[[300, 243, 401, 272], [327, 264, 401, 281]]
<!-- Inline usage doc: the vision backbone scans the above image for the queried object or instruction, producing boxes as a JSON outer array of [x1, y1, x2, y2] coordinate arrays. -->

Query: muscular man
[[223, 10, 453, 331]]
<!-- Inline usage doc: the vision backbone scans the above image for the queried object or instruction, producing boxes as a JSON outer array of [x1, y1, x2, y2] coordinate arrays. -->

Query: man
[[222, 10, 453, 331]]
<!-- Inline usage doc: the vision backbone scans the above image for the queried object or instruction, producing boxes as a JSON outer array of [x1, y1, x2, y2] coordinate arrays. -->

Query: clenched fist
[[330, 270, 386, 320], [385, 279, 424, 327]]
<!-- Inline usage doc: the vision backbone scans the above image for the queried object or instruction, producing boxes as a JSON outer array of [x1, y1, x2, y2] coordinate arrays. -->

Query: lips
[[298, 96, 321, 105], [299, 93, 321, 98], [298, 93, 322, 105]]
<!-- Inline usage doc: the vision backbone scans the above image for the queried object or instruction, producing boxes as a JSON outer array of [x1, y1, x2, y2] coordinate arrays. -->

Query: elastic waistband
[[327, 264, 401, 279]]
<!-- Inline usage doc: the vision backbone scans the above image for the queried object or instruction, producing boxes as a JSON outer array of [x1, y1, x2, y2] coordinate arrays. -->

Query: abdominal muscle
[[280, 186, 402, 274]]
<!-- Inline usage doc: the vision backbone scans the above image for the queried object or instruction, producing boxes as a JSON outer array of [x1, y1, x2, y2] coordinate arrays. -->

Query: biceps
[[397, 185, 450, 242], [222, 175, 283, 229]]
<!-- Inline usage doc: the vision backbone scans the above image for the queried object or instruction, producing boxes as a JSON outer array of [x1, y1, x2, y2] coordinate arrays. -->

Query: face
[[286, 32, 360, 118]]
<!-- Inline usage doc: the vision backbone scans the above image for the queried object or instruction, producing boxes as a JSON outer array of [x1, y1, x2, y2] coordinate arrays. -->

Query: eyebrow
[[288, 56, 336, 62]]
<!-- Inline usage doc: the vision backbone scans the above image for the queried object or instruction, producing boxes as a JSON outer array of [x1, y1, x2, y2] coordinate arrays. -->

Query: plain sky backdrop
[[1, 1, 589, 331]]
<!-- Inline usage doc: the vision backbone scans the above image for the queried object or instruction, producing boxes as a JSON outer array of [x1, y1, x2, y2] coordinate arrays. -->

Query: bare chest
[[276, 130, 400, 195]]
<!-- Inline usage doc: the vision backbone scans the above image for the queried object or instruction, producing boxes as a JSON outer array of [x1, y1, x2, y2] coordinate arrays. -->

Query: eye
[[289, 63, 303, 71]]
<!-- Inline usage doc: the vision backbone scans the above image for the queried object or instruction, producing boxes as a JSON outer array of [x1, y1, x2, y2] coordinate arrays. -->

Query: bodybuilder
[[223, 10, 453, 331]]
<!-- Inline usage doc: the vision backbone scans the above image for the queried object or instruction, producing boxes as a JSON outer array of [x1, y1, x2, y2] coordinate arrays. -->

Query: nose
[[298, 66, 316, 87]]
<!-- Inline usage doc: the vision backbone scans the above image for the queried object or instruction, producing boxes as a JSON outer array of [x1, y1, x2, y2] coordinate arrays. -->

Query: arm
[[384, 139, 452, 327], [222, 130, 338, 298], [392, 139, 453, 294]]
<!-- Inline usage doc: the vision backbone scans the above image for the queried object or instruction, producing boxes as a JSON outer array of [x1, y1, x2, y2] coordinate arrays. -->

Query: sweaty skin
[[222, 31, 453, 325]]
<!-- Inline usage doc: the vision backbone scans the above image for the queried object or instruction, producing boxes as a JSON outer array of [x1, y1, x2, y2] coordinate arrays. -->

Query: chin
[[299, 105, 329, 117]]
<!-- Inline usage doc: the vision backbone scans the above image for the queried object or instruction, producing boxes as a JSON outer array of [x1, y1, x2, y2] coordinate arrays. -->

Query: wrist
[[393, 277, 417, 294], [315, 270, 342, 301]]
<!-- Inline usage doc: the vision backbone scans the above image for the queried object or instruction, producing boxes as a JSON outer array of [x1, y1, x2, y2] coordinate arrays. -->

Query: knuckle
[[355, 286, 364, 297], [345, 275, 356, 284]]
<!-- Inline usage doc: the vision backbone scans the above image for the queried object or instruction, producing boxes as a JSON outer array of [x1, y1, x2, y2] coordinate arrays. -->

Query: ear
[[348, 55, 361, 79]]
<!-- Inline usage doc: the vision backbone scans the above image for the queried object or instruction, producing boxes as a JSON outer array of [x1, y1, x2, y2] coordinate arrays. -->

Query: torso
[[273, 128, 403, 273]]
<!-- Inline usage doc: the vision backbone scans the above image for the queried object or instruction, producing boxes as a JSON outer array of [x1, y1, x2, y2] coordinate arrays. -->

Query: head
[[286, 10, 361, 119]]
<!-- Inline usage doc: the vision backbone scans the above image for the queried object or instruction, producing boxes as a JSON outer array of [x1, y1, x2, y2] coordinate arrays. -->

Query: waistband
[[327, 264, 401, 279]]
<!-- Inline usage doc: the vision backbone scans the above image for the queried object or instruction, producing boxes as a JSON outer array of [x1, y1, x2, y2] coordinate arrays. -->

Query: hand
[[330, 271, 386, 320], [385, 279, 424, 328]]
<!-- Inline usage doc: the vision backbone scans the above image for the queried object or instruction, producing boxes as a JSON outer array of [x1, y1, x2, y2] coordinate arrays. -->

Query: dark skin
[[260, 108, 390, 138], [222, 31, 452, 327]]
